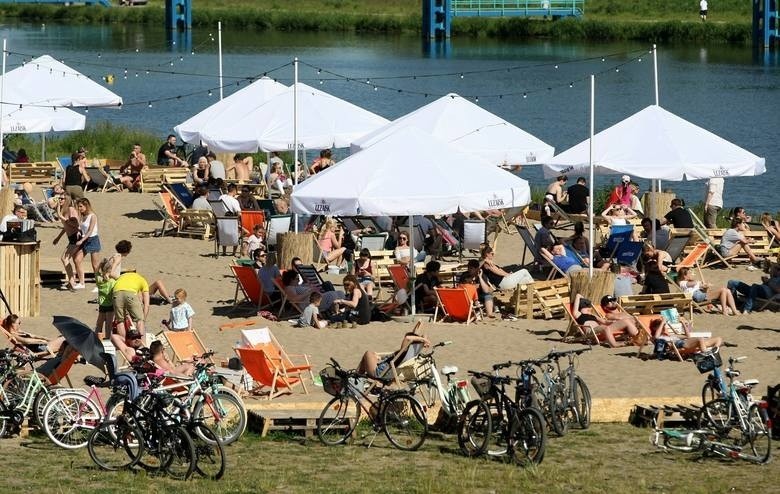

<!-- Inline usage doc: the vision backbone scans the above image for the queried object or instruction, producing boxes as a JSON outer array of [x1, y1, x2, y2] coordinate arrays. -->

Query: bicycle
[[317, 358, 428, 451], [41, 374, 114, 449], [104, 352, 247, 446], [531, 355, 569, 436], [547, 347, 592, 430], [404, 341, 471, 432], [90, 385, 196, 480], [0, 350, 58, 434], [651, 425, 771, 464], [696, 351, 771, 464], [457, 364, 546, 466]]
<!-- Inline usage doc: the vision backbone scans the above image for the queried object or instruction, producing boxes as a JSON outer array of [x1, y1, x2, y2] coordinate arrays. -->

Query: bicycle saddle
[[441, 365, 458, 376], [742, 379, 759, 387], [83, 375, 108, 387]]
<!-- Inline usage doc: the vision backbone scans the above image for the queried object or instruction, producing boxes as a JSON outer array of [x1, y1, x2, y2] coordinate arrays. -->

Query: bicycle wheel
[[87, 419, 144, 471], [457, 400, 492, 457], [744, 404, 772, 464], [509, 407, 547, 466], [382, 394, 428, 451], [192, 390, 246, 446], [701, 379, 721, 406], [160, 425, 196, 480], [42, 392, 102, 449], [317, 395, 361, 446], [700, 398, 733, 433], [0, 401, 8, 438], [547, 385, 569, 437], [190, 423, 225, 480], [573, 377, 591, 429], [32, 385, 57, 429]]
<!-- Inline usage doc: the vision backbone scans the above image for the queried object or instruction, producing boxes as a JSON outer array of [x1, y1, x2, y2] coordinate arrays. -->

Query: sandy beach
[[18, 190, 779, 407]]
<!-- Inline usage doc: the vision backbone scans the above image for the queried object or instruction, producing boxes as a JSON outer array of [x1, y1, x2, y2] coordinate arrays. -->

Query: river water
[[1, 23, 778, 212]]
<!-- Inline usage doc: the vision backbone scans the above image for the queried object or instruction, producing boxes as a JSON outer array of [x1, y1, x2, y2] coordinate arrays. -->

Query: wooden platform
[[242, 395, 701, 436], [629, 403, 701, 428]]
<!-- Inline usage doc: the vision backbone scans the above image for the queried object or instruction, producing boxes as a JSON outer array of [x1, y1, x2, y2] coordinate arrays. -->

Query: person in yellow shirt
[[112, 271, 150, 337]]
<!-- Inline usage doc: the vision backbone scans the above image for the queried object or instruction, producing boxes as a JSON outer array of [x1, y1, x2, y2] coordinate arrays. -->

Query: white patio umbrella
[[542, 105, 766, 180], [5, 55, 123, 108], [198, 82, 389, 152], [291, 127, 531, 314], [351, 93, 554, 166], [173, 77, 288, 146], [0, 102, 85, 133]]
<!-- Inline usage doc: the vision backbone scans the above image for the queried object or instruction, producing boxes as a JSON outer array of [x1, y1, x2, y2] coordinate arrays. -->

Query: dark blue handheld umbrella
[[52, 315, 106, 370]]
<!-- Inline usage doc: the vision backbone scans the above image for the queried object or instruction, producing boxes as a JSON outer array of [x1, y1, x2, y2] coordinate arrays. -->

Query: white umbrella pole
[[293, 57, 299, 233], [588, 75, 595, 279], [652, 44, 660, 242], [408, 215, 416, 316], [218, 21, 224, 100], [0, 39, 5, 189]]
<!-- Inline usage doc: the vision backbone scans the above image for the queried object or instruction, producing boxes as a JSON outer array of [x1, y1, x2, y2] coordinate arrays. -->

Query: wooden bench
[[618, 293, 693, 320], [7, 162, 59, 187], [510, 278, 570, 320], [162, 169, 190, 185], [140, 166, 184, 193], [687, 228, 773, 261]]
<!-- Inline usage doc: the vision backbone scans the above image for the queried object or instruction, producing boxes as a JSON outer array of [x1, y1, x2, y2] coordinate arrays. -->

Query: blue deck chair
[[166, 183, 194, 208], [57, 156, 72, 171]]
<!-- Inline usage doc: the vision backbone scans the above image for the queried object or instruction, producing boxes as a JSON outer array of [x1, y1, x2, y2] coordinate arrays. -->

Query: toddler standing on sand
[[162, 288, 195, 332]]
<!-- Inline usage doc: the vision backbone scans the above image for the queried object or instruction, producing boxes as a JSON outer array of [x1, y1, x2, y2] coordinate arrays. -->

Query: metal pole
[[652, 44, 659, 106], [408, 215, 416, 316], [293, 57, 299, 233], [41, 133, 46, 161], [588, 74, 595, 279], [652, 44, 661, 231], [218, 21, 224, 100], [0, 39, 6, 189]]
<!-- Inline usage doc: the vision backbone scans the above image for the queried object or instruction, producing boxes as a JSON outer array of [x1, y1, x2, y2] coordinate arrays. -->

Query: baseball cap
[[621, 175, 631, 183], [600, 295, 617, 306]]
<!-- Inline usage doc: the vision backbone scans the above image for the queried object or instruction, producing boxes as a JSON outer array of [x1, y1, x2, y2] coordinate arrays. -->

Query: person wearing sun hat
[[606, 174, 633, 208]]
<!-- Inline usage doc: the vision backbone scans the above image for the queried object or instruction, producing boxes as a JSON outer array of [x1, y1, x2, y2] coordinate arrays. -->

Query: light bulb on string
[[638, 58, 642, 62], [365, 79, 370, 85], [191, 50, 195, 55], [459, 73, 464, 79], [373, 86, 378, 91], [179, 56, 184, 62], [523, 93, 527, 99], [615, 68, 620, 72], [208, 90, 212, 96], [148, 102, 153, 108], [317, 68, 321, 74], [319, 79, 323, 85], [146, 70, 150, 75], [85, 107, 89, 113], [569, 82, 574, 88], [135, 73, 138, 77], [601, 58, 605, 62], [97, 53, 101, 58], [135, 48, 139, 53], [554, 65, 558, 69], [475, 96, 479, 102], [170, 61, 174, 66]]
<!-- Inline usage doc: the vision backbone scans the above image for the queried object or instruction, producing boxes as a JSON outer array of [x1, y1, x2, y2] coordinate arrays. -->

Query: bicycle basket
[[693, 351, 722, 374], [470, 376, 491, 398], [320, 365, 346, 397]]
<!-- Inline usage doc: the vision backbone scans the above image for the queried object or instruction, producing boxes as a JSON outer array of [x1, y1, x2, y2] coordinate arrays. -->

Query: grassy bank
[[0, 0, 754, 43], [3, 424, 778, 493]]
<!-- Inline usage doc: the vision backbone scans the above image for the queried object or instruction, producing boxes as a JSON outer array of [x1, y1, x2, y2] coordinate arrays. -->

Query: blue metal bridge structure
[[424, 0, 585, 38], [753, 0, 779, 48]]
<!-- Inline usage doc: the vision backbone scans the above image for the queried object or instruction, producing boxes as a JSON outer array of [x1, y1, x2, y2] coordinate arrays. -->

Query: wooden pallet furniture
[[140, 166, 184, 193], [618, 293, 693, 320], [510, 278, 569, 320], [177, 209, 215, 239], [6, 161, 59, 187], [247, 408, 353, 438], [629, 403, 701, 428]]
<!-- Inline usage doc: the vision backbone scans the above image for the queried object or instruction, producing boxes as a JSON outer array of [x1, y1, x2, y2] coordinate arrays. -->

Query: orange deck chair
[[230, 264, 272, 310], [434, 287, 479, 324], [157, 190, 181, 236], [159, 329, 210, 364], [220, 323, 314, 381], [240, 210, 266, 237], [235, 347, 304, 400]]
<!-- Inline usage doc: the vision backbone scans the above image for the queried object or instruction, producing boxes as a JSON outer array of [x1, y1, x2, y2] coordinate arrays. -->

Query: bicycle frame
[[0, 360, 49, 418], [409, 343, 469, 419]]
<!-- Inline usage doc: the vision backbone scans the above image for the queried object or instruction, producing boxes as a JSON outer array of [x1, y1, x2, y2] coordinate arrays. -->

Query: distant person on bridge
[[700, 0, 708, 21]]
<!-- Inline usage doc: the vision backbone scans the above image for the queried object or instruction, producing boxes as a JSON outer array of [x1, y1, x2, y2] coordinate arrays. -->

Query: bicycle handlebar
[[548, 347, 591, 359], [467, 370, 518, 384], [730, 356, 747, 364]]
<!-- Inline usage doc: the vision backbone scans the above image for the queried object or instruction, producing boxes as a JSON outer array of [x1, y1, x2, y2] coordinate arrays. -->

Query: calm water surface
[[1, 23, 778, 212]]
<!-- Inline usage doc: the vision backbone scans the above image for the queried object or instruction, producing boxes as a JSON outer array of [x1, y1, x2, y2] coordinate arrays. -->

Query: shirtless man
[[546, 175, 568, 205], [120, 144, 147, 191]]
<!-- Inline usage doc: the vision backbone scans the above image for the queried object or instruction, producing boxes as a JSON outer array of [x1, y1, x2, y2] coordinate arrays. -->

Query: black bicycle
[[457, 363, 546, 466], [317, 358, 428, 451]]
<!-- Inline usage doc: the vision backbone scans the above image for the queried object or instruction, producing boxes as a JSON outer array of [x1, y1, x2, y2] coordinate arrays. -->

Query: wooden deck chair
[[267, 214, 292, 250], [165, 183, 195, 209], [85, 166, 122, 193], [159, 330, 209, 364], [178, 209, 215, 239], [433, 287, 478, 324], [359, 233, 388, 252], [237, 326, 313, 381], [230, 264, 272, 310], [546, 201, 578, 230], [240, 210, 266, 236], [664, 231, 692, 264], [561, 303, 600, 345], [687, 208, 732, 268], [156, 191, 181, 237], [461, 220, 486, 259], [36, 344, 79, 387], [295, 264, 325, 292], [235, 348, 304, 400], [272, 277, 306, 317], [756, 292, 780, 311]]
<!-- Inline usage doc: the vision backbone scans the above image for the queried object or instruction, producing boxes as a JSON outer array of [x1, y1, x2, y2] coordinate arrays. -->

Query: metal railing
[[451, 0, 584, 17]]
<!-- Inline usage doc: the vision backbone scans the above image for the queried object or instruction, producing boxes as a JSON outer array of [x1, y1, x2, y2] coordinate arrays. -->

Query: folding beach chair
[[295, 264, 326, 292], [561, 303, 600, 345], [272, 277, 306, 317], [85, 166, 122, 193], [56, 156, 72, 172], [155, 191, 181, 237], [230, 264, 272, 310], [266, 214, 292, 250], [516, 224, 545, 269], [433, 287, 479, 324], [687, 208, 732, 268], [158, 330, 210, 364], [240, 210, 266, 237], [664, 231, 692, 264], [359, 233, 389, 252], [165, 183, 195, 209], [461, 220, 486, 258], [215, 215, 241, 257], [208, 199, 229, 217], [235, 347, 305, 400]]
